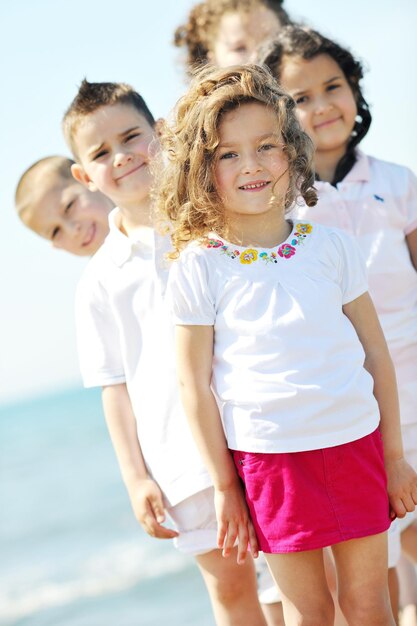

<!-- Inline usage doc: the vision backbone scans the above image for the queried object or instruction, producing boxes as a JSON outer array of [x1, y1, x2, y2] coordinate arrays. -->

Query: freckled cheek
[[58, 234, 72, 250], [97, 165, 113, 184], [214, 170, 233, 199], [213, 166, 224, 190], [214, 176, 228, 198], [269, 154, 289, 175], [342, 96, 358, 124], [86, 164, 104, 184]]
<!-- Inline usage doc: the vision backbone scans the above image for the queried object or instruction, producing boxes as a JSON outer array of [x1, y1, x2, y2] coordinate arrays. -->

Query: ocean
[[0, 387, 214, 626]]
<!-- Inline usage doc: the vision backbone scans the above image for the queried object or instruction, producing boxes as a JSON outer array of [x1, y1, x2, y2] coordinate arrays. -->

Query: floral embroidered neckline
[[206, 222, 313, 264]]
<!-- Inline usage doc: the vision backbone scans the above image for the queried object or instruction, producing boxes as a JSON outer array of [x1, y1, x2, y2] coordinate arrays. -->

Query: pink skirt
[[232, 429, 391, 553]]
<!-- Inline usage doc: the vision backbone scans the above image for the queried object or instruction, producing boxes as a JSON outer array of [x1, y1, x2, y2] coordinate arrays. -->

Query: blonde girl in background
[[174, 0, 291, 73], [159, 63, 417, 625]]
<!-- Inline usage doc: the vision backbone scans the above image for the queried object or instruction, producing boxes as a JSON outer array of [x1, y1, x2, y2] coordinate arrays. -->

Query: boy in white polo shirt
[[63, 79, 266, 626]]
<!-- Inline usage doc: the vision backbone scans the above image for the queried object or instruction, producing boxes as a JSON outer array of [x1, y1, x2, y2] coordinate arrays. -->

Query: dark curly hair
[[174, 0, 291, 74], [258, 25, 372, 184]]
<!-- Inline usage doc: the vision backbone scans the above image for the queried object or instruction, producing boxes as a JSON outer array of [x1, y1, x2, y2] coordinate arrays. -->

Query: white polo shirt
[[169, 221, 380, 454], [75, 208, 211, 506], [291, 151, 417, 424]]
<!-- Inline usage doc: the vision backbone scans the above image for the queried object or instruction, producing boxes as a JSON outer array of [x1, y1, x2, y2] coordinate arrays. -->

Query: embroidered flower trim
[[206, 223, 313, 264]]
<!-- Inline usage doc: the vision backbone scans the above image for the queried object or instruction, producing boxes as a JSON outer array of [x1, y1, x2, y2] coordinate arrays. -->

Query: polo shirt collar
[[339, 149, 370, 184], [315, 150, 371, 190], [105, 207, 153, 267]]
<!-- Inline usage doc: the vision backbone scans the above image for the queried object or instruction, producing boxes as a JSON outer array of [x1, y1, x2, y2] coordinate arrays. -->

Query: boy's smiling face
[[72, 103, 157, 211], [23, 174, 113, 256]]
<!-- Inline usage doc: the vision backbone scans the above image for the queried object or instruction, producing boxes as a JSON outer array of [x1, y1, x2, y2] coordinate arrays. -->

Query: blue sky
[[1, 0, 416, 404]]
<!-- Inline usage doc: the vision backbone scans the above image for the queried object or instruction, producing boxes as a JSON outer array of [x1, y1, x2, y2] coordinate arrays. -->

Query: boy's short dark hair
[[62, 79, 155, 157]]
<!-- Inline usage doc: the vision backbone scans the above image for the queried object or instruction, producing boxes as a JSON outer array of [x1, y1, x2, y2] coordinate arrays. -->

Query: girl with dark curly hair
[[261, 25, 417, 624]]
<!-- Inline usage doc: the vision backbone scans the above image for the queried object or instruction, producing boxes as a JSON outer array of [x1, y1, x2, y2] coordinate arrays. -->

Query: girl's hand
[[215, 482, 259, 564], [129, 478, 179, 539], [385, 457, 417, 519]]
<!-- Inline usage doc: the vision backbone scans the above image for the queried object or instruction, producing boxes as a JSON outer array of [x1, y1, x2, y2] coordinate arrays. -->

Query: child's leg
[[196, 548, 267, 626], [397, 554, 417, 626], [400, 417, 417, 564], [256, 552, 285, 626], [388, 521, 402, 624], [401, 521, 417, 563], [265, 548, 335, 625], [397, 422, 417, 625], [167, 487, 266, 626], [323, 548, 348, 626], [260, 602, 285, 626], [257, 548, 345, 626], [389, 567, 400, 625], [332, 531, 395, 625]]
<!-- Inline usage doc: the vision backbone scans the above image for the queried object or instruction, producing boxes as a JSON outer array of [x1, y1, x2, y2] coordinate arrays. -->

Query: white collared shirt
[[168, 221, 380, 454], [75, 208, 211, 506], [291, 151, 417, 424], [292, 151, 417, 348]]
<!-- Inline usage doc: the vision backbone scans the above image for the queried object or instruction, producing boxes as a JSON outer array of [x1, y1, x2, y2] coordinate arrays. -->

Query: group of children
[[15, 1, 417, 625]]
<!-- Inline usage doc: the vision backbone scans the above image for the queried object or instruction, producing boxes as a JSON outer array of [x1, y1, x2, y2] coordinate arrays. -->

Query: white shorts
[[167, 487, 218, 555], [397, 421, 417, 533], [402, 422, 417, 472], [397, 511, 417, 533], [388, 519, 401, 567], [256, 553, 281, 604]]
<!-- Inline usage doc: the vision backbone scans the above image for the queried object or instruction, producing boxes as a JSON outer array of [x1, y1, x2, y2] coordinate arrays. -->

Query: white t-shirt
[[291, 151, 417, 424], [75, 208, 211, 506], [168, 220, 380, 454]]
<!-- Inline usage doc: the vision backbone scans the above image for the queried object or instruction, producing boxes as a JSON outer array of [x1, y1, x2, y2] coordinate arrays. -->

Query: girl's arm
[[343, 292, 417, 518], [101, 383, 178, 539], [176, 324, 258, 563], [406, 227, 417, 271]]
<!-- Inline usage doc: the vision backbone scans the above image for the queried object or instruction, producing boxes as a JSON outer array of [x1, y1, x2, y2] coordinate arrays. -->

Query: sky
[[1, 0, 416, 404]]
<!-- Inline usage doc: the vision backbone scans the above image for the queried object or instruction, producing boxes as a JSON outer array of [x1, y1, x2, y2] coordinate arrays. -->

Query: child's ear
[[154, 118, 165, 138], [71, 163, 97, 191]]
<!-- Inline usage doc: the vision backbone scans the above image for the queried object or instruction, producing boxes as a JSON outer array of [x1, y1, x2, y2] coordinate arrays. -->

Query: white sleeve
[[167, 249, 216, 325], [75, 270, 125, 388], [331, 229, 368, 305]]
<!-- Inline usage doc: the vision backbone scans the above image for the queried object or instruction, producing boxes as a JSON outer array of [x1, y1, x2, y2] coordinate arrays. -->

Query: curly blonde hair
[[157, 64, 317, 257], [174, 0, 291, 74]]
